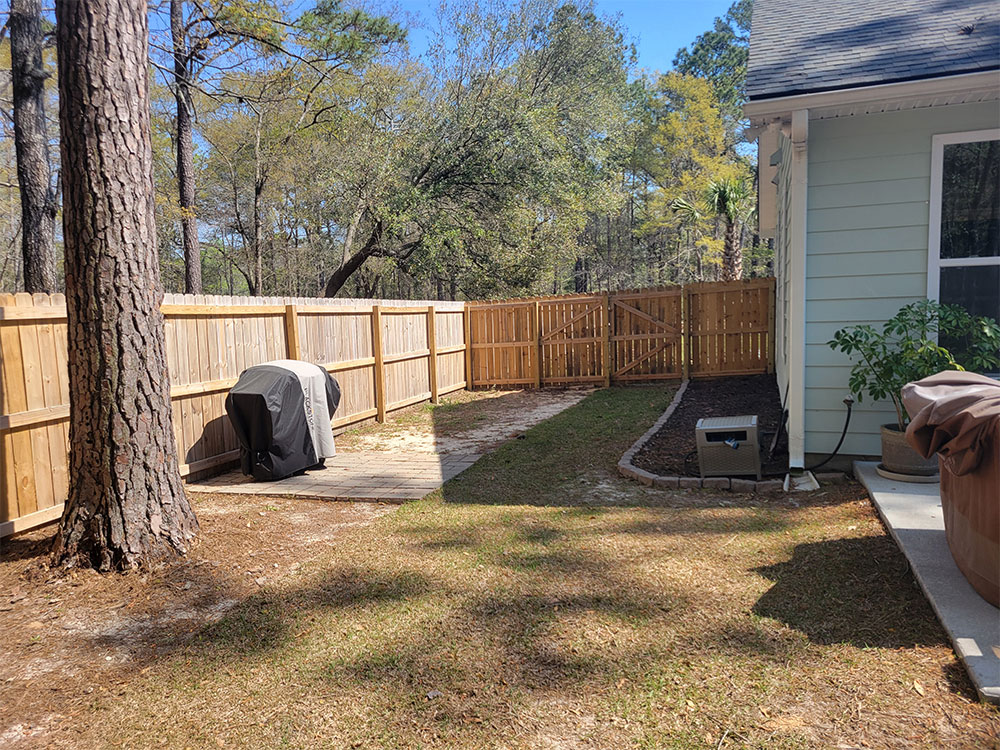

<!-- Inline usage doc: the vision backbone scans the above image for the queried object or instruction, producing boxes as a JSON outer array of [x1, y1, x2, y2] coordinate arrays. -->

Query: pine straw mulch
[[633, 374, 789, 478]]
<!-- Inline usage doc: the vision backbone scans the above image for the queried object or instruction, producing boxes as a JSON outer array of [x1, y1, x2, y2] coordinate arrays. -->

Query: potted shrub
[[829, 300, 1000, 478]]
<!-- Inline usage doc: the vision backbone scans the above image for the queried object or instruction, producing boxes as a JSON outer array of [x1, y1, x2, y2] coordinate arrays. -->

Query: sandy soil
[[0, 494, 394, 748], [336, 388, 593, 454]]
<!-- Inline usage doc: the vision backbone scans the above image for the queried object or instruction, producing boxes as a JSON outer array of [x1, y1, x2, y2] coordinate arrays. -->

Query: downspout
[[786, 109, 809, 469]]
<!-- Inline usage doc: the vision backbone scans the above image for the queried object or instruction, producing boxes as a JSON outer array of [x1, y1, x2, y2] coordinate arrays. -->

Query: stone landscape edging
[[617, 379, 822, 493]]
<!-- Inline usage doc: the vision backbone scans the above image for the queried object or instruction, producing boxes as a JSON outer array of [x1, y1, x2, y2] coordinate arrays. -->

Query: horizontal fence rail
[[0, 278, 772, 537], [0, 293, 466, 537]]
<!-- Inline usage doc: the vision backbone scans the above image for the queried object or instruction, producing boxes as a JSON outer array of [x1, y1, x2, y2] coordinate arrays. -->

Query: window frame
[[926, 128, 1000, 305]]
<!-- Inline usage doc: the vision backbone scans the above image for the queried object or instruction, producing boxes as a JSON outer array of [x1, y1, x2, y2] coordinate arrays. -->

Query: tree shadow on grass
[[399, 510, 791, 556], [940, 657, 983, 703], [85, 565, 434, 661], [104, 516, 689, 698], [753, 536, 948, 649]]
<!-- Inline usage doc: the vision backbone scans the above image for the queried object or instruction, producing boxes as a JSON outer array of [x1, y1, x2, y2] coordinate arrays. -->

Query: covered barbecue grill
[[225, 360, 341, 481]]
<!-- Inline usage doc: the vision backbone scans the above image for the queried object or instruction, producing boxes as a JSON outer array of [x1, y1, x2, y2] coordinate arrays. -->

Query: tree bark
[[53, 0, 198, 571], [342, 202, 364, 267], [10, 0, 57, 293], [324, 223, 382, 297], [721, 218, 742, 281], [170, 0, 202, 294]]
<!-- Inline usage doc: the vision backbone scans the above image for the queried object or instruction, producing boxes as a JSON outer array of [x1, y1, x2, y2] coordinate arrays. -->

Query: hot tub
[[902, 372, 1000, 608]]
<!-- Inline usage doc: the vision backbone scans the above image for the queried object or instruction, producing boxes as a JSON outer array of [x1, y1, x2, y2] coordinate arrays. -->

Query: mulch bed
[[633, 374, 788, 478]]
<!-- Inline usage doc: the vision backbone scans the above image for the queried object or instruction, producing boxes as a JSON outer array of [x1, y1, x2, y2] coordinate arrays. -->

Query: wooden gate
[[610, 288, 683, 382], [466, 300, 536, 387], [539, 295, 606, 385]]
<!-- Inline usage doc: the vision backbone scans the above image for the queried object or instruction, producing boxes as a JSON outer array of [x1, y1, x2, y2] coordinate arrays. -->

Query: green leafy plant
[[828, 299, 1000, 430]]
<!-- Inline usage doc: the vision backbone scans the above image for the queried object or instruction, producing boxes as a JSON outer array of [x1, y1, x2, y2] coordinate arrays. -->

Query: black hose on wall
[[805, 396, 854, 472]]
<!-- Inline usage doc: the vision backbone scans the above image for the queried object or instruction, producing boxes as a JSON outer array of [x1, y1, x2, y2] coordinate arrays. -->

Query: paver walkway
[[188, 451, 481, 503]]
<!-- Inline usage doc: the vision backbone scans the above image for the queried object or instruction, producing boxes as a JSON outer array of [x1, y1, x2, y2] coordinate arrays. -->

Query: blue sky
[[391, 0, 734, 74]]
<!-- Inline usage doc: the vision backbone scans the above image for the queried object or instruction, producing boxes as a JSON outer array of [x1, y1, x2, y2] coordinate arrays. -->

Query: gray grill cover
[[225, 363, 340, 481]]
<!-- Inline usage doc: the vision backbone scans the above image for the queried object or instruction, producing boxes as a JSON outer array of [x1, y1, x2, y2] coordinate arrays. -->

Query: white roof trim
[[744, 70, 1000, 125]]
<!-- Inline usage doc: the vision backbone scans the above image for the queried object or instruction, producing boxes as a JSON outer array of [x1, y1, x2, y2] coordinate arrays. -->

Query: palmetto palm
[[705, 177, 755, 281]]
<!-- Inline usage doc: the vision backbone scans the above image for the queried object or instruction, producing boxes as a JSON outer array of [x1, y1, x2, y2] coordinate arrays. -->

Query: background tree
[[638, 72, 743, 282], [9, 0, 57, 292], [673, 0, 751, 141], [53, 0, 197, 570], [0, 0, 764, 300], [321, 1, 632, 298], [153, 0, 403, 295], [706, 176, 754, 280], [169, 0, 201, 292]]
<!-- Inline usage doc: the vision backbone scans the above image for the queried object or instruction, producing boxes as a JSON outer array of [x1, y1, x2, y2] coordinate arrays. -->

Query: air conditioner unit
[[696, 415, 761, 479]]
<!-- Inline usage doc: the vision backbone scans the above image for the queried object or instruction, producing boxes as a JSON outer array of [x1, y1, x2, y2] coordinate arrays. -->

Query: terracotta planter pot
[[881, 424, 939, 477]]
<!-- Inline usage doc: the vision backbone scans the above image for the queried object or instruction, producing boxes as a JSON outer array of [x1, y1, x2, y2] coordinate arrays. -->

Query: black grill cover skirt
[[225, 364, 341, 481]]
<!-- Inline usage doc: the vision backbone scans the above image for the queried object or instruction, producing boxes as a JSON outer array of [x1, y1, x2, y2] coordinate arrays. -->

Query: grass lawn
[[72, 387, 996, 748]]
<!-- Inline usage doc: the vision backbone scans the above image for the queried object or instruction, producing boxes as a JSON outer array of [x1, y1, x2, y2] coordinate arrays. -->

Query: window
[[928, 130, 1000, 325]]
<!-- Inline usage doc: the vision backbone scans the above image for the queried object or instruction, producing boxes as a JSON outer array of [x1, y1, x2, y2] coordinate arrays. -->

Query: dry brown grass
[[1, 386, 997, 749]]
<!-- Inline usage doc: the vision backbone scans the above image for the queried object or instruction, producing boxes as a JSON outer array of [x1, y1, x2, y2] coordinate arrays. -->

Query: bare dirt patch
[[0, 494, 394, 747], [335, 387, 593, 454]]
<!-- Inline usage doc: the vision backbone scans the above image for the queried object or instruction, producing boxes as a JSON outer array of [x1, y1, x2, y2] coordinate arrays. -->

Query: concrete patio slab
[[187, 451, 483, 503], [188, 388, 589, 505], [855, 461, 1000, 704], [188, 450, 496, 502]]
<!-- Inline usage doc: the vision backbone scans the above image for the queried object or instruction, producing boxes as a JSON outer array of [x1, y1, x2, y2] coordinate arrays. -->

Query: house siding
[[804, 101, 1000, 457]]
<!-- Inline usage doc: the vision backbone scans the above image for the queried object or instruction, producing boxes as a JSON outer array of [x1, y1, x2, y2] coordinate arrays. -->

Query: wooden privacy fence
[[467, 278, 775, 387], [0, 277, 772, 538], [0, 293, 466, 537]]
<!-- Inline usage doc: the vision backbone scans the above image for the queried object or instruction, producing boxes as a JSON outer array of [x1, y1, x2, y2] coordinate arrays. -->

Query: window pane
[[941, 140, 999, 259], [940, 265, 1000, 323]]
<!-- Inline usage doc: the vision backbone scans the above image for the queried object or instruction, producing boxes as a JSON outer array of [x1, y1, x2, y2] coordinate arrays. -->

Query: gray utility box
[[695, 415, 761, 480]]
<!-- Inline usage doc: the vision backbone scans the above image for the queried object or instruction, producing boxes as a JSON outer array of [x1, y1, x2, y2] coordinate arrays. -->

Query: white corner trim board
[[786, 109, 809, 469]]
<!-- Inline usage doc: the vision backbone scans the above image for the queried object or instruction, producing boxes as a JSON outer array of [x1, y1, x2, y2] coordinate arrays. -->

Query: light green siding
[[804, 101, 1000, 457]]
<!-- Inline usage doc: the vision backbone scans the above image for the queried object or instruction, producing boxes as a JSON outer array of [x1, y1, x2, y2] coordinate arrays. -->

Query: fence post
[[372, 305, 386, 422], [427, 305, 439, 403], [463, 302, 473, 390], [681, 288, 691, 381], [284, 304, 300, 360], [602, 292, 611, 388], [533, 300, 542, 389]]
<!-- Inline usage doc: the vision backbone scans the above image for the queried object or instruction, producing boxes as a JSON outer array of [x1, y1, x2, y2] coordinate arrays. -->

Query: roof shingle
[[747, 0, 1000, 100]]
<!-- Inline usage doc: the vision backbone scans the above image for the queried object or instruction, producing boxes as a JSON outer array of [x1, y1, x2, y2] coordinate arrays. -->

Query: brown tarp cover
[[901, 371, 1000, 608]]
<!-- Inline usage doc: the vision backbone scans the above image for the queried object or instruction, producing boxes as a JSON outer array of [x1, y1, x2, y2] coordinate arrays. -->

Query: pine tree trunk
[[53, 0, 198, 571], [171, 0, 202, 294], [10, 0, 57, 293]]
